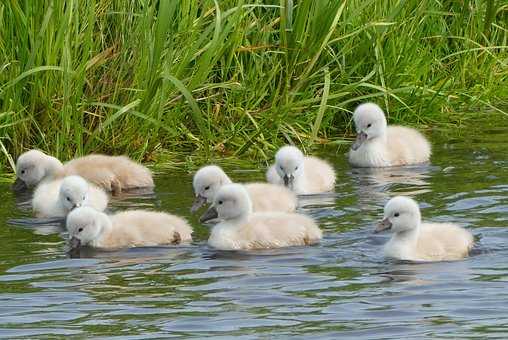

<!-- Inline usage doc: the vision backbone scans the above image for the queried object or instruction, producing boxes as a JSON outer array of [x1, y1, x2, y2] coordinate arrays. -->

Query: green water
[[1, 121, 508, 338]]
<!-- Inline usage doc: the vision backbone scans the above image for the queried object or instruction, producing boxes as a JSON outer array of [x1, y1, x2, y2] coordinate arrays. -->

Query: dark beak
[[283, 175, 290, 186], [200, 206, 218, 224], [12, 177, 28, 192], [351, 131, 368, 151], [283, 174, 294, 187], [191, 195, 207, 213], [375, 218, 392, 233], [69, 236, 81, 249]]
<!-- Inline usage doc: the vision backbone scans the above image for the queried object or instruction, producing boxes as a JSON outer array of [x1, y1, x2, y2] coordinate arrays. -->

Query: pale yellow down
[[67, 208, 192, 249], [381, 196, 473, 262], [32, 176, 108, 218], [63, 155, 154, 193], [392, 222, 475, 261], [209, 212, 323, 251], [244, 182, 297, 212], [205, 184, 322, 250], [14, 150, 154, 193]]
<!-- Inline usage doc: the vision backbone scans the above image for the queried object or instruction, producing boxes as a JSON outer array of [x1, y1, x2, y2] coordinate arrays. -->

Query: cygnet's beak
[[375, 218, 392, 233], [72, 203, 81, 210], [191, 195, 207, 213], [200, 206, 218, 224], [351, 131, 368, 151], [69, 236, 81, 249], [283, 174, 294, 187], [12, 177, 28, 192]]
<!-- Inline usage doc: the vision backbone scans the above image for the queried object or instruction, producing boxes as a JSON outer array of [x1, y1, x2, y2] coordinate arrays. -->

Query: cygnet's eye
[[82, 196, 86, 200], [394, 212, 400, 217], [66, 197, 71, 202], [20, 170, 26, 174], [295, 166, 298, 171], [204, 186, 210, 191], [78, 227, 83, 232], [218, 200, 223, 205], [367, 123, 372, 128]]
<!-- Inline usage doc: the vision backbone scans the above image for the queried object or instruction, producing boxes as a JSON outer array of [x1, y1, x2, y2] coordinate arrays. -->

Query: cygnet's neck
[[392, 222, 420, 246], [93, 212, 114, 247], [292, 171, 307, 193], [43, 155, 64, 179], [366, 131, 387, 147]]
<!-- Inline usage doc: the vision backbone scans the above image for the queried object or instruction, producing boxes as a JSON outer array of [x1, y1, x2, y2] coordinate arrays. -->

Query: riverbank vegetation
[[1, 0, 507, 171]]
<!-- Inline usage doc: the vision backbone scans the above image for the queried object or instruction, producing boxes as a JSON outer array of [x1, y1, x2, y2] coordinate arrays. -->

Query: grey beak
[[283, 174, 294, 187], [12, 177, 28, 192], [375, 218, 392, 233], [200, 206, 218, 224], [351, 131, 368, 151], [191, 195, 207, 213], [69, 236, 81, 249], [283, 174, 290, 186]]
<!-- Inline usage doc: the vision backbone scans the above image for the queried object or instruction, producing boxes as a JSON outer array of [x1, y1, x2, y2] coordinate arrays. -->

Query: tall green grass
[[1, 0, 507, 169]]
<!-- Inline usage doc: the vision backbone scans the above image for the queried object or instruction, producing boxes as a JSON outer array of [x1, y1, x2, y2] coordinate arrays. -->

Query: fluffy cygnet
[[266, 145, 335, 194], [32, 176, 108, 218], [191, 165, 297, 213], [200, 184, 322, 250], [348, 103, 431, 167], [66, 207, 192, 250], [376, 196, 474, 262], [13, 150, 154, 193]]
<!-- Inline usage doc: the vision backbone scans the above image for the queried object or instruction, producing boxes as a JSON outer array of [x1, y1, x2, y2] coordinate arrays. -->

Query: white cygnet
[[192, 165, 297, 213], [13, 150, 154, 193], [66, 207, 192, 249], [348, 103, 431, 167], [200, 184, 322, 250], [376, 196, 474, 262], [32, 176, 108, 218], [266, 145, 335, 194]]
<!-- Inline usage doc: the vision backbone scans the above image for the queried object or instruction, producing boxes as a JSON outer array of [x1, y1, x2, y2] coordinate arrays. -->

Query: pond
[[0, 119, 507, 338]]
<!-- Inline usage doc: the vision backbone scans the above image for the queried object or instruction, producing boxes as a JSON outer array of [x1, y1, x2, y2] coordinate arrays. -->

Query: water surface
[[0, 122, 507, 338]]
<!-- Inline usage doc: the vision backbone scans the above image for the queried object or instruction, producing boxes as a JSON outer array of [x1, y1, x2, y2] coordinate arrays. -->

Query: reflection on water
[[0, 124, 507, 337]]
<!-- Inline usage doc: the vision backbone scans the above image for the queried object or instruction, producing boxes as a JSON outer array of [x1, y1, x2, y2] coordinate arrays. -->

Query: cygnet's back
[[101, 210, 193, 248], [414, 222, 474, 261], [64, 155, 154, 193], [385, 126, 431, 166], [301, 156, 335, 193], [244, 182, 297, 212]]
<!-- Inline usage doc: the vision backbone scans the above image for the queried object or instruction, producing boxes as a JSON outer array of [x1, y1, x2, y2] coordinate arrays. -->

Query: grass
[[0, 0, 507, 171]]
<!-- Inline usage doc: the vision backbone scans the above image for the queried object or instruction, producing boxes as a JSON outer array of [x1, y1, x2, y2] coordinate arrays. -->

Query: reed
[[0, 0, 507, 169]]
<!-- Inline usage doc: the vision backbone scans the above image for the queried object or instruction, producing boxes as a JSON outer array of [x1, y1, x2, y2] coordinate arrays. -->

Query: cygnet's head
[[200, 183, 252, 223], [376, 196, 421, 234], [191, 165, 232, 212], [66, 207, 104, 249], [351, 103, 387, 150], [59, 176, 90, 213], [274, 146, 304, 188], [13, 150, 49, 190]]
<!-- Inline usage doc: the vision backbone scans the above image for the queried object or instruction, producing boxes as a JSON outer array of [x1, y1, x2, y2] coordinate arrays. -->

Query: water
[[1, 122, 508, 338]]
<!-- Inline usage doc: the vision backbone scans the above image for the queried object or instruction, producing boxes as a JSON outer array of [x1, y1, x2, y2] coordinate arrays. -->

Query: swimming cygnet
[[13, 150, 154, 193], [266, 145, 335, 194], [66, 207, 193, 250], [348, 103, 431, 167], [376, 196, 474, 262], [200, 184, 322, 250], [191, 165, 297, 213], [32, 176, 108, 218]]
